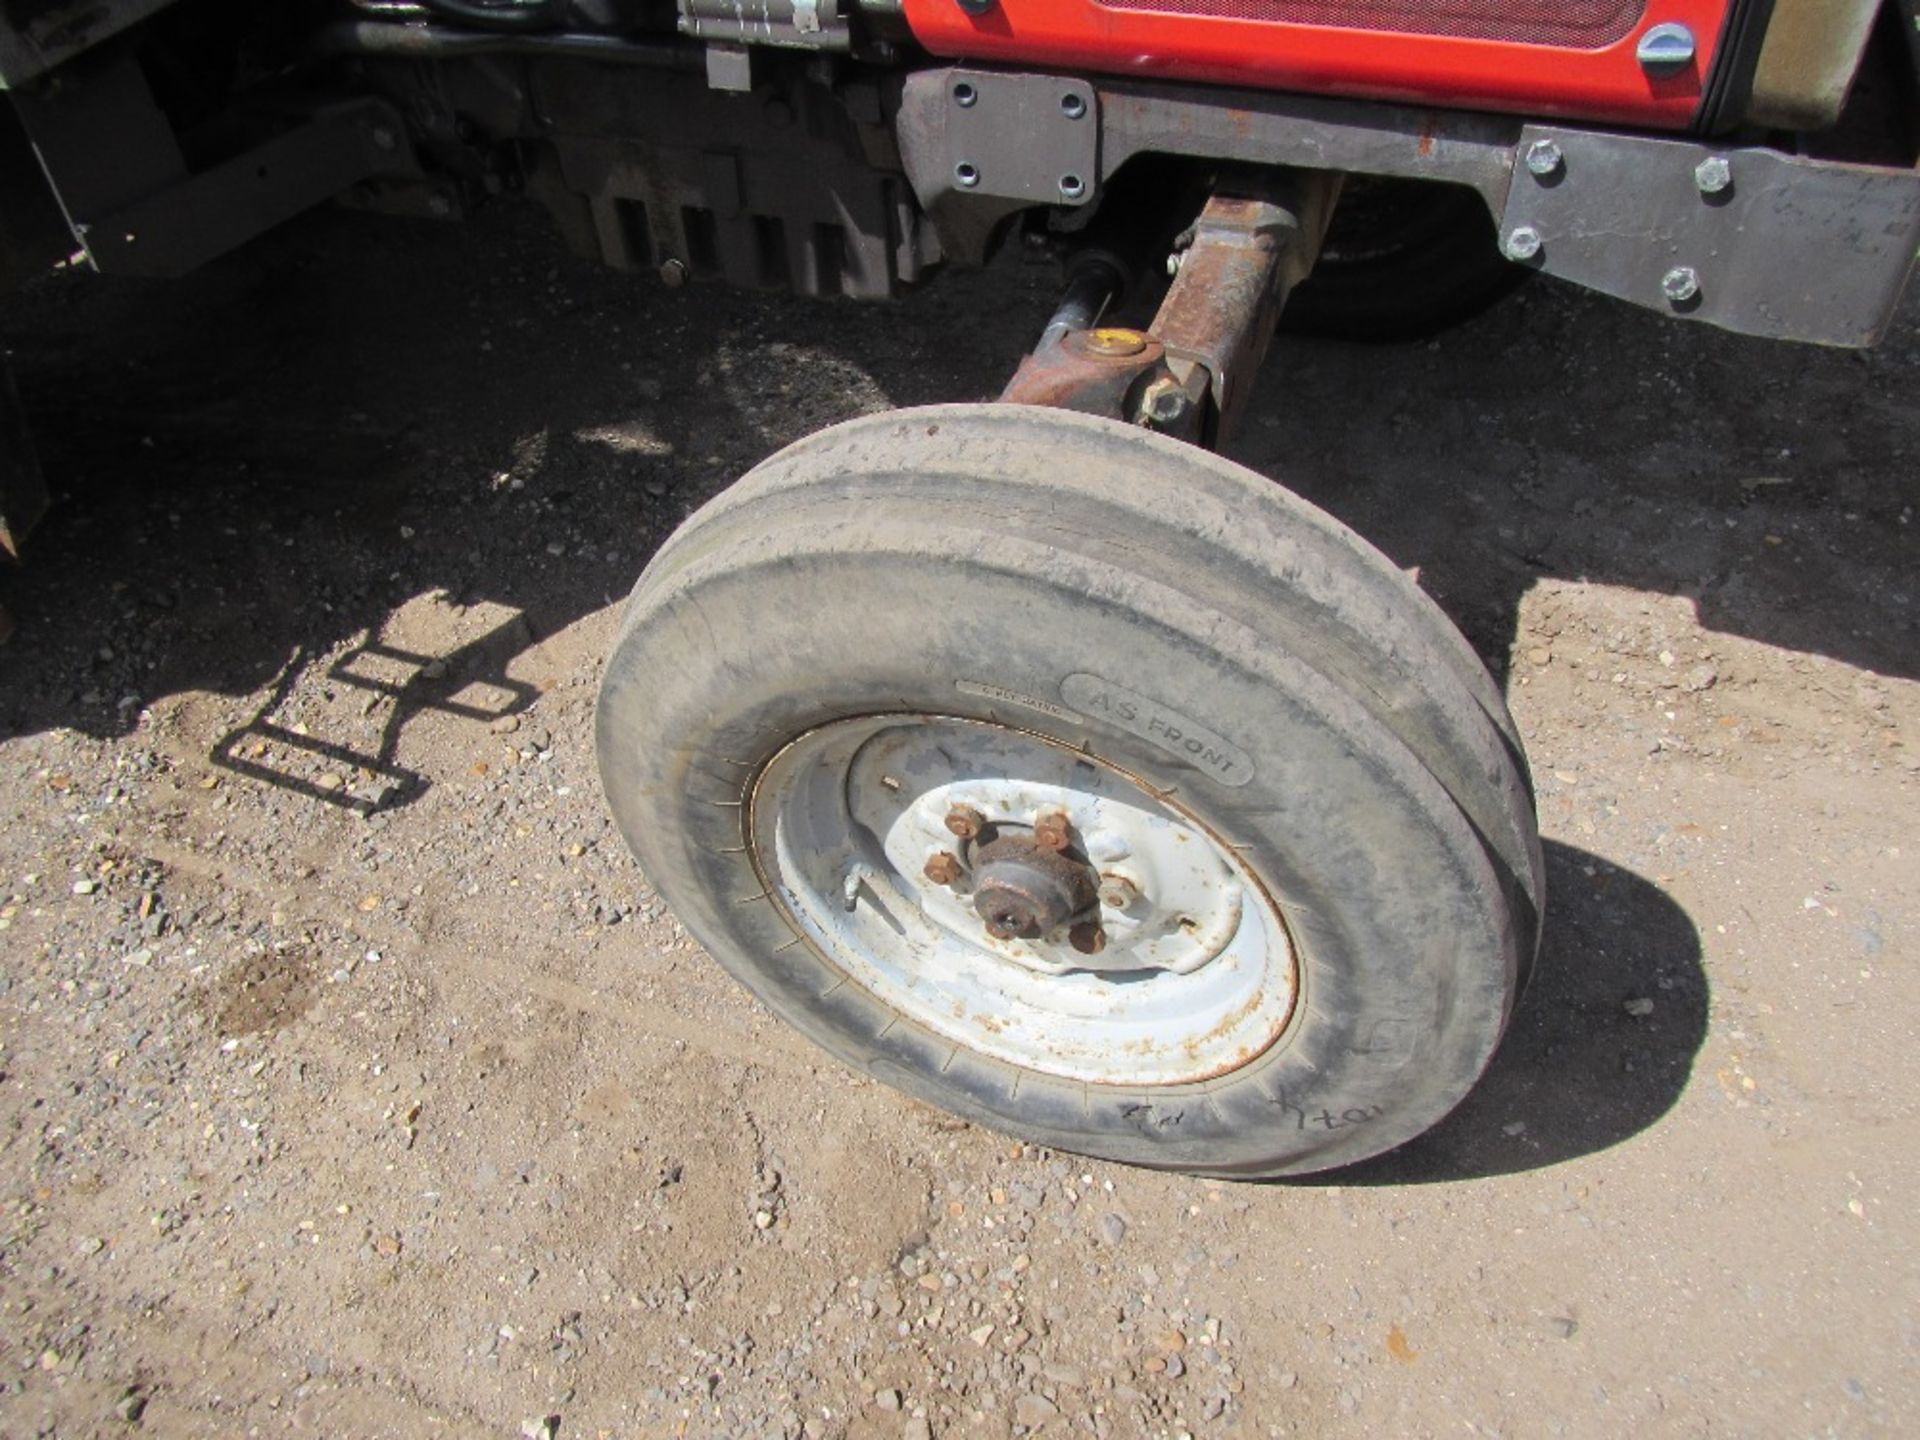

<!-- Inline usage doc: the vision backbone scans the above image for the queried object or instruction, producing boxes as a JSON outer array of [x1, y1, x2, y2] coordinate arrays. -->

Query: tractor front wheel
[[596, 404, 1542, 1177]]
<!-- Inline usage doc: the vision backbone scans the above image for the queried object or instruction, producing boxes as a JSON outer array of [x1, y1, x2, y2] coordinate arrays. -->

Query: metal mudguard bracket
[[1501, 125, 1920, 348]]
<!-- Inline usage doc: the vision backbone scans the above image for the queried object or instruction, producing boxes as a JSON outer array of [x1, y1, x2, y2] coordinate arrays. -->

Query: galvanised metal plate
[[1501, 124, 1920, 348], [0, 0, 175, 89], [942, 69, 1099, 208]]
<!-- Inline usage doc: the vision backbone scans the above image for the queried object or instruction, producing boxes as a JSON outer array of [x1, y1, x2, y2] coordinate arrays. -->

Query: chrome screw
[[1662, 266, 1701, 303], [1503, 226, 1543, 262]]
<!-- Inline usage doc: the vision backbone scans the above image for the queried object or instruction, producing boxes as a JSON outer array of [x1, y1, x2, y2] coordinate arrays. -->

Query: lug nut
[[1097, 876, 1140, 910], [1068, 922, 1107, 955], [1032, 809, 1072, 851], [923, 852, 963, 887], [944, 804, 987, 840]]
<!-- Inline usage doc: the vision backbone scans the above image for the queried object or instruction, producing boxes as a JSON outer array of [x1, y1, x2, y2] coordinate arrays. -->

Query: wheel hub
[[969, 832, 1097, 941], [747, 714, 1298, 1086]]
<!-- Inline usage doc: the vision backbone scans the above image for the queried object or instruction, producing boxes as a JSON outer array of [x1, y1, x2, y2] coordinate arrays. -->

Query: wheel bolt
[[1033, 809, 1072, 851], [1068, 922, 1107, 955], [1098, 876, 1140, 910], [944, 804, 987, 840], [923, 852, 963, 887]]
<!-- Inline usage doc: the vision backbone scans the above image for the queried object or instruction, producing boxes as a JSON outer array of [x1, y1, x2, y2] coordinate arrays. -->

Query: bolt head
[[1165, 252, 1183, 277], [944, 804, 986, 840], [1097, 876, 1140, 911], [1661, 265, 1701, 302], [1503, 226, 1543, 262], [923, 852, 963, 887], [1694, 156, 1732, 194], [658, 257, 688, 288], [1523, 139, 1563, 178], [1032, 809, 1072, 851], [370, 126, 398, 153]]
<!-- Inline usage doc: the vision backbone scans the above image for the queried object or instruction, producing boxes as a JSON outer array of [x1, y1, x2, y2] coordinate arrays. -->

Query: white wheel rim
[[747, 715, 1298, 1086]]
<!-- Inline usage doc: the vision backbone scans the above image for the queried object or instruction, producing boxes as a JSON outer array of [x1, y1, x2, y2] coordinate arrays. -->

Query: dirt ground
[[0, 199, 1914, 1440]]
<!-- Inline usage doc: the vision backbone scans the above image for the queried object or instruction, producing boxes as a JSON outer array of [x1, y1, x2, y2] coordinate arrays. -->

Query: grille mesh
[[1090, 0, 1646, 49]]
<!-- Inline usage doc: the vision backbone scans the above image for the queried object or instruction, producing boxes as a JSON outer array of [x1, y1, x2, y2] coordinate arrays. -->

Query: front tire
[[596, 405, 1541, 1176]]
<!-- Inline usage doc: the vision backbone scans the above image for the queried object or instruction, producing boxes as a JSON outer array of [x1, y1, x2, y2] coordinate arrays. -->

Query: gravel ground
[[0, 201, 1914, 1439]]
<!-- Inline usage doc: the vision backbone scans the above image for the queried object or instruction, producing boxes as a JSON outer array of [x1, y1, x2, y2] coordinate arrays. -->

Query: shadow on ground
[[1326, 840, 1707, 1185]]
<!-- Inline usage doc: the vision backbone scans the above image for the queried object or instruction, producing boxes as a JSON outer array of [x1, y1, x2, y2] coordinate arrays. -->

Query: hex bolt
[[944, 804, 987, 840], [1139, 378, 1191, 429], [1068, 922, 1107, 956], [1523, 139, 1563, 179], [370, 125, 398, 153], [1032, 809, 1072, 851], [1503, 226, 1543, 262], [923, 852, 964, 887], [659, 257, 689, 288], [1662, 265, 1701, 303], [1694, 155, 1732, 195], [1165, 252, 1183, 277], [1098, 875, 1141, 910]]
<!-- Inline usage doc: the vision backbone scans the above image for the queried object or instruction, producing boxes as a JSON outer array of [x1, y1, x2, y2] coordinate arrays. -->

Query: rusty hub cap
[[969, 833, 1097, 940]]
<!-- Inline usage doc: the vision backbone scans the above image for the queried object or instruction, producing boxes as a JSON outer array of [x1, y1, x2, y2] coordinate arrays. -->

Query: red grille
[[1090, 0, 1646, 49]]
